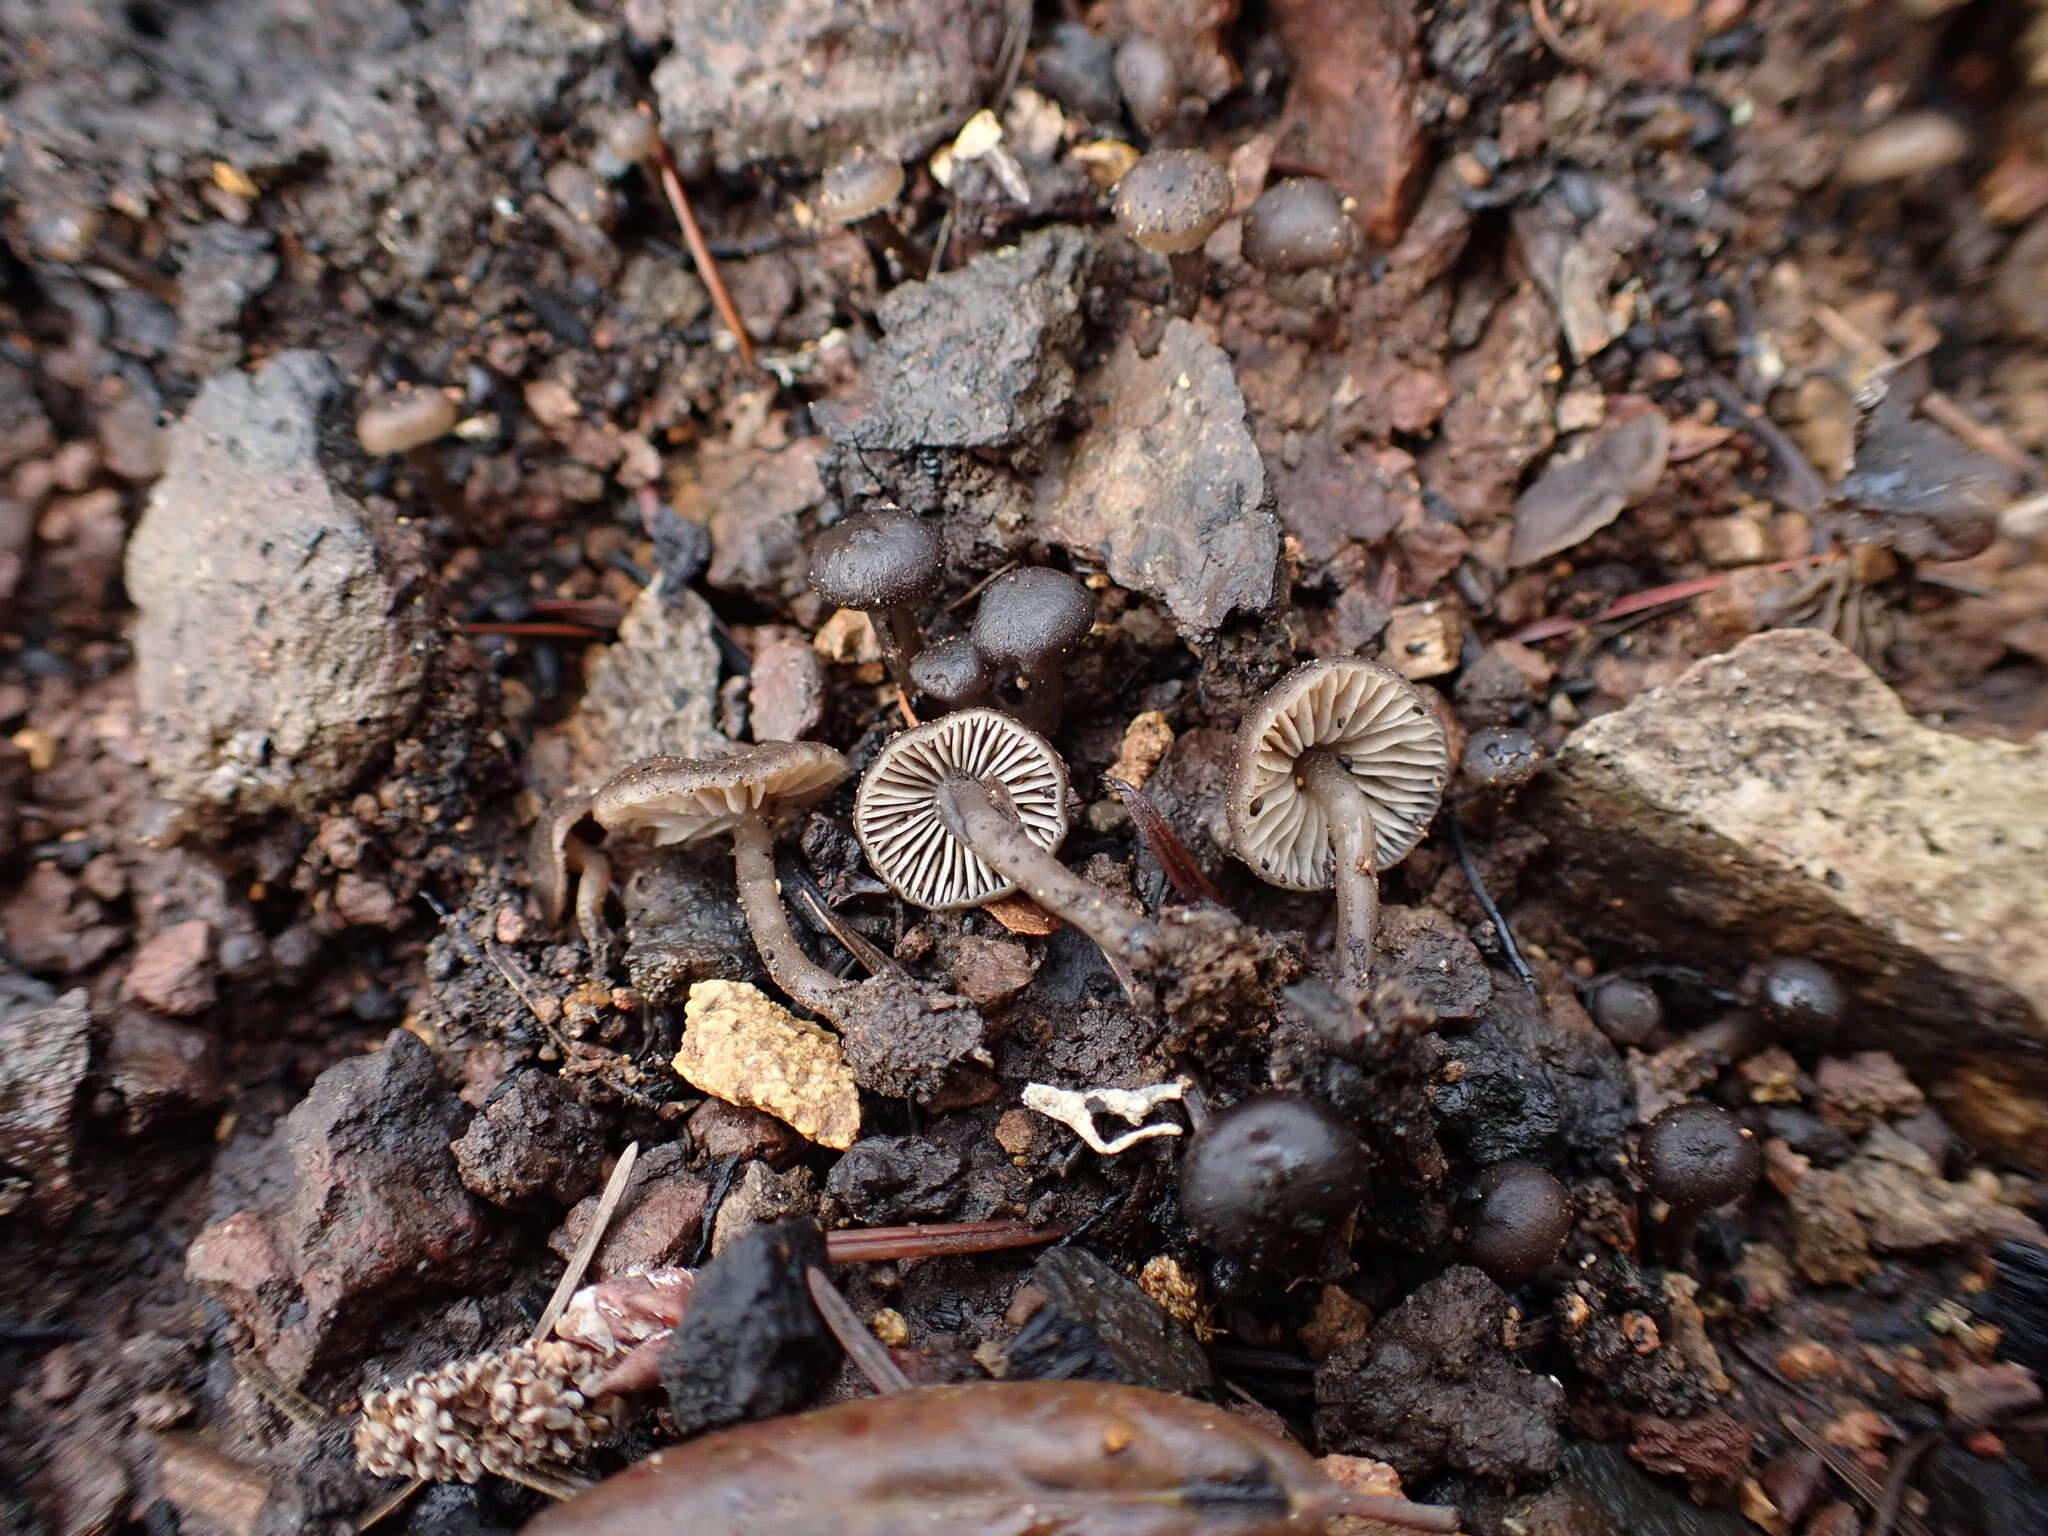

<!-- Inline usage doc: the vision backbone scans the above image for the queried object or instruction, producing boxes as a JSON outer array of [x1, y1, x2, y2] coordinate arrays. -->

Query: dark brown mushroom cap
[[591, 743, 850, 847], [853, 709, 1070, 911], [1113, 34, 1180, 135], [1111, 149, 1233, 256], [1461, 726, 1543, 790], [969, 567, 1094, 670], [907, 634, 993, 709], [808, 510, 944, 613], [1227, 660, 1450, 891], [530, 790, 598, 926], [1754, 957, 1847, 1042], [1241, 178, 1354, 274], [816, 147, 907, 227], [1640, 1102, 1762, 1213], [1467, 1161, 1574, 1284]]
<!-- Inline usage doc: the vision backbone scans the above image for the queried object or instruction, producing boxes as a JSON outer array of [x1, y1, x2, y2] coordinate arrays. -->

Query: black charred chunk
[[660, 1218, 836, 1436], [1001, 1246, 1213, 1396]]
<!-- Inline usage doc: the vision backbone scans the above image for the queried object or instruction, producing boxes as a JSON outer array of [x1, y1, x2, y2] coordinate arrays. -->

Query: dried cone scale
[[1228, 660, 1449, 995]]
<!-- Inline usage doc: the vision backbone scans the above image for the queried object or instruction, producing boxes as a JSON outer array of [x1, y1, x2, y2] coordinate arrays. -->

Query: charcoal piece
[[660, 1218, 836, 1436], [1982, 1241, 2048, 1382], [1002, 1247, 1211, 1397]]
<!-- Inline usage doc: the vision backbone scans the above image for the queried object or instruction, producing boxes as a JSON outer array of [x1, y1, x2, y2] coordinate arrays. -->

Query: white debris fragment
[[1022, 1079, 1188, 1155]]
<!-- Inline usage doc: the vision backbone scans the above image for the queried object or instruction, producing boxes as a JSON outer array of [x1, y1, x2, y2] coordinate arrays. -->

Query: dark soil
[[3, 0, 2047, 1532]]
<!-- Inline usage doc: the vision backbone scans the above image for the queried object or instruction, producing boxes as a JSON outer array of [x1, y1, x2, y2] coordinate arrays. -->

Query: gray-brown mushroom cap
[[817, 147, 907, 227], [809, 509, 944, 612], [592, 743, 850, 847], [1228, 660, 1450, 890], [1112, 149, 1233, 255], [1242, 178, 1355, 274], [854, 709, 1070, 911]]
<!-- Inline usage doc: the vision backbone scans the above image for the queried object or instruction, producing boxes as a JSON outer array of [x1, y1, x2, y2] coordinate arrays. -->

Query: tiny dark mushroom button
[[815, 146, 927, 275], [808, 508, 944, 694], [1639, 1101, 1762, 1270], [591, 743, 853, 1018], [1588, 976, 1663, 1048], [1242, 177, 1355, 275], [1227, 660, 1450, 999], [906, 634, 994, 715], [1466, 1161, 1574, 1285], [1754, 956, 1847, 1045], [1178, 1094, 1367, 1271], [969, 566, 1095, 734], [1112, 148, 1233, 317], [1113, 33, 1182, 138]]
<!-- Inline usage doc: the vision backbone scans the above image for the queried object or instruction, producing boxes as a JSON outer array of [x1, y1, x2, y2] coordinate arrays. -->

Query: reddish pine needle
[[640, 105, 757, 369], [1508, 554, 1829, 644]]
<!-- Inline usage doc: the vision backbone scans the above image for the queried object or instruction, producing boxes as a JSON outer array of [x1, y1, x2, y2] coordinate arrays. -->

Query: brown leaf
[[1507, 412, 1672, 567]]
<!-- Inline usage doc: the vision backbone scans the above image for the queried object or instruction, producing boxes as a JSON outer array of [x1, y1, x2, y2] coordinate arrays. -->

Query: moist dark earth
[[5, 0, 2048, 1532]]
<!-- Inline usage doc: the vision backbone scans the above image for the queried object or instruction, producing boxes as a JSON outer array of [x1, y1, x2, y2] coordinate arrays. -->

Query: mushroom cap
[[1588, 976, 1662, 1048], [817, 147, 907, 227], [1640, 1102, 1762, 1213], [1227, 659, 1450, 891], [1113, 34, 1181, 135], [854, 709, 1070, 911], [591, 743, 850, 847], [809, 509, 944, 612], [1755, 957, 1847, 1042], [907, 633, 993, 708], [1241, 178, 1355, 274], [1177, 1094, 1367, 1269], [1112, 149, 1233, 256], [969, 567, 1094, 669], [1467, 1161, 1573, 1285]]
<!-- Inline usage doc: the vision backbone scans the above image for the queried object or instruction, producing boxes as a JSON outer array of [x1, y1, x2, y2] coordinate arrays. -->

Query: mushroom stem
[[857, 214, 930, 277], [1299, 750, 1380, 995], [1166, 250, 1206, 317], [934, 777, 1156, 970], [728, 811, 855, 1018], [875, 606, 924, 693], [571, 845, 613, 968], [1012, 670, 1065, 735]]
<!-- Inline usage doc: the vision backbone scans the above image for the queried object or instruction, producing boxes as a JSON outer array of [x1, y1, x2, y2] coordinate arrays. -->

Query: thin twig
[[1702, 374, 1831, 513], [690, 1153, 747, 1267], [805, 1266, 913, 1394], [500, 1464, 594, 1500], [1779, 1414, 1935, 1536], [355, 1479, 426, 1532], [795, 885, 900, 977], [533, 1142, 639, 1343], [1446, 808, 1536, 989], [1109, 778, 1226, 908], [640, 105, 756, 369], [1871, 1430, 1940, 1536], [456, 622, 609, 640], [824, 1219, 1067, 1263], [1920, 391, 2042, 482], [1508, 554, 1826, 643]]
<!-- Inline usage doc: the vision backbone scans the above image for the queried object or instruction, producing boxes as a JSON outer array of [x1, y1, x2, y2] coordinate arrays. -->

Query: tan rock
[[673, 980, 860, 1150], [1538, 630, 2048, 1167]]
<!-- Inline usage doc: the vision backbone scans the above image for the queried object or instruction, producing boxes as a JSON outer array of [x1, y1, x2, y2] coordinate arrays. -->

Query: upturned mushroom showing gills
[[1228, 660, 1449, 999], [808, 509, 944, 694], [857, 710, 1290, 1032], [592, 744, 854, 1017]]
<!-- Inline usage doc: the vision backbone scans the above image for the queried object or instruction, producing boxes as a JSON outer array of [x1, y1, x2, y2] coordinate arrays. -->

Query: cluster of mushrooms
[[534, 506, 1455, 1091]]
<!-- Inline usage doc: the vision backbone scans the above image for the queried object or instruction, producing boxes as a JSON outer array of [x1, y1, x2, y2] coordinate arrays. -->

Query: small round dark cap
[[1641, 1102, 1761, 1213], [1756, 957, 1847, 1043], [1589, 977, 1662, 1048], [969, 567, 1094, 670], [1178, 1094, 1366, 1269], [907, 634, 993, 709], [1114, 34, 1180, 134], [808, 509, 944, 612], [1462, 726, 1543, 790], [1112, 149, 1233, 256], [1242, 178, 1355, 274], [1467, 1161, 1573, 1284]]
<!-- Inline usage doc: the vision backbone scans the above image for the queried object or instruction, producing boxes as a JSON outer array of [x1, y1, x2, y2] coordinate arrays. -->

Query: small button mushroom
[[1588, 976, 1663, 1048], [1227, 660, 1450, 1008], [1113, 34, 1182, 138], [1111, 148, 1233, 317], [1754, 957, 1847, 1046], [591, 744, 853, 1017], [1177, 1094, 1367, 1271], [1461, 726, 1543, 792], [1639, 1101, 1761, 1270], [968, 567, 1095, 734], [816, 146, 927, 276], [1466, 1161, 1573, 1285], [595, 108, 662, 178], [356, 385, 458, 457], [1241, 177, 1355, 310], [808, 509, 945, 694], [906, 634, 994, 715]]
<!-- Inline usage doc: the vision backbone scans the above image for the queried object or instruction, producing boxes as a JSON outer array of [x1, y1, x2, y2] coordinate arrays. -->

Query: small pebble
[[356, 386, 457, 456], [1839, 112, 1969, 186]]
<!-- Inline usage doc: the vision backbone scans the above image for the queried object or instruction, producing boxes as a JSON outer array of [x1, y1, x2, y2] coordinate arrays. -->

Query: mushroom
[[1227, 660, 1450, 998], [530, 790, 611, 965], [1587, 976, 1663, 1049], [1466, 1162, 1574, 1285], [1639, 1101, 1761, 1270], [905, 633, 995, 716], [1241, 178, 1355, 275], [1113, 34, 1182, 139], [1177, 1094, 1367, 1270], [591, 744, 855, 1018], [816, 146, 928, 276], [1753, 957, 1847, 1046], [968, 566, 1095, 733], [808, 509, 945, 695], [1111, 149, 1233, 317], [856, 709, 1287, 1029]]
